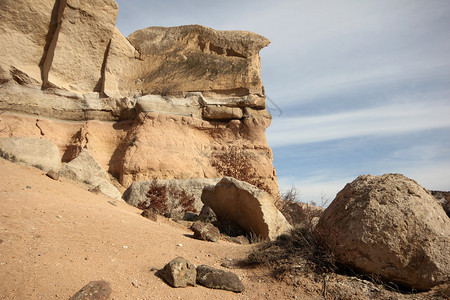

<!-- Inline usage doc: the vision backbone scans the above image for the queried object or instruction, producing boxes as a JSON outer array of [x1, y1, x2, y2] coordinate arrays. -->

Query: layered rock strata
[[0, 1, 278, 195]]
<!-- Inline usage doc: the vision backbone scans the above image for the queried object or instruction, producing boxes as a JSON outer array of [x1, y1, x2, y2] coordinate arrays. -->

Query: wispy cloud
[[268, 100, 450, 148]]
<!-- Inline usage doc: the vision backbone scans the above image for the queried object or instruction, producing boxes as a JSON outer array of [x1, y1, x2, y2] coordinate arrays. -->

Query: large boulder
[[59, 148, 121, 200], [0, 137, 61, 171], [315, 174, 450, 290], [123, 178, 220, 212], [201, 177, 291, 240]]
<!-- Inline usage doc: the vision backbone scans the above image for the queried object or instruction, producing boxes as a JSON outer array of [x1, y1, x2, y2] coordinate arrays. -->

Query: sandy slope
[[0, 158, 302, 300]]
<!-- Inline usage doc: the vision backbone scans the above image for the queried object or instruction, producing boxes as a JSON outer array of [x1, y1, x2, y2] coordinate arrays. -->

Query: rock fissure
[[42, 0, 67, 89]]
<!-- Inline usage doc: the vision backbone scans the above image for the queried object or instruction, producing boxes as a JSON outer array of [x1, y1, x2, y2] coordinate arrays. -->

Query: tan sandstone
[[315, 174, 450, 290], [0, 0, 56, 84], [43, 0, 118, 92], [201, 177, 291, 240]]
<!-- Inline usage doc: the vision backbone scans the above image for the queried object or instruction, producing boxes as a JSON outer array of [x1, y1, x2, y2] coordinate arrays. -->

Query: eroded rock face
[[201, 177, 291, 240], [0, 0, 56, 84], [122, 25, 270, 97], [315, 174, 450, 290], [0, 1, 279, 197], [43, 0, 118, 92]]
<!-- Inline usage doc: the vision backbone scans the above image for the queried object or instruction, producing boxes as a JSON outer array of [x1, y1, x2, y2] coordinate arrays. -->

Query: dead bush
[[211, 146, 271, 194], [137, 179, 196, 217], [247, 224, 337, 279]]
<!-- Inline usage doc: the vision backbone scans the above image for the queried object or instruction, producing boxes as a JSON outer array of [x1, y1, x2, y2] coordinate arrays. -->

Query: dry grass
[[211, 145, 271, 194], [246, 224, 337, 279]]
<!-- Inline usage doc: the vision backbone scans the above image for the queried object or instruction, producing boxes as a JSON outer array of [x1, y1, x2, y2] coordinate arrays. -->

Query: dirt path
[[0, 158, 304, 299]]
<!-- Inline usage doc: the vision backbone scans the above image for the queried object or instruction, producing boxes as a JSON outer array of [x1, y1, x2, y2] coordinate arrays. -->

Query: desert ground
[[0, 158, 311, 299]]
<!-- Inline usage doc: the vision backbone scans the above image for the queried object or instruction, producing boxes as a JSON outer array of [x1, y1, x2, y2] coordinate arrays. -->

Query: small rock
[[183, 211, 199, 221], [56, 215, 62, 219], [69, 280, 112, 300], [191, 221, 221, 242], [159, 257, 196, 288], [46, 170, 60, 180], [122, 246, 128, 249], [198, 205, 217, 223], [26, 186, 31, 189], [141, 209, 157, 221], [176, 244, 183, 247], [196, 265, 245, 293]]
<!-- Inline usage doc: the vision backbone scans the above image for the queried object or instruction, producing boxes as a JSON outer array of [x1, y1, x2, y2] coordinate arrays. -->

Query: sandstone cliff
[[0, 0, 278, 194]]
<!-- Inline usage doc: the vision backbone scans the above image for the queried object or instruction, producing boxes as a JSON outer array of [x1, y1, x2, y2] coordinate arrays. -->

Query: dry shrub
[[211, 146, 271, 194], [247, 224, 337, 280], [137, 179, 196, 217]]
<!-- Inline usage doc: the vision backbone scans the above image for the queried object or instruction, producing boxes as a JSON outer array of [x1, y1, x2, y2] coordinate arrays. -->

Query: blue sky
[[115, 0, 450, 203]]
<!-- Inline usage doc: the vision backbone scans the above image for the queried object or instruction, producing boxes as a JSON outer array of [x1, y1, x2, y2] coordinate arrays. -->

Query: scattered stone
[[141, 209, 157, 222], [176, 244, 183, 247], [122, 246, 128, 249], [26, 186, 31, 189], [198, 205, 217, 223], [182, 211, 199, 222], [46, 170, 60, 181], [315, 174, 450, 290], [191, 221, 221, 242], [160, 257, 196, 288], [196, 265, 245, 293], [56, 215, 62, 219], [201, 177, 291, 240], [69, 280, 112, 300]]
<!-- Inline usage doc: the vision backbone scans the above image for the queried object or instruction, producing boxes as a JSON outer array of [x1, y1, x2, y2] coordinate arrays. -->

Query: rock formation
[[0, 0, 278, 196], [201, 177, 291, 240], [315, 174, 450, 290]]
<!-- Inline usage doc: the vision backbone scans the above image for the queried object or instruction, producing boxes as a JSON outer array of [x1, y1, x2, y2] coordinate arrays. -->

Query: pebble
[[176, 244, 182, 247], [122, 246, 128, 249], [26, 186, 31, 189]]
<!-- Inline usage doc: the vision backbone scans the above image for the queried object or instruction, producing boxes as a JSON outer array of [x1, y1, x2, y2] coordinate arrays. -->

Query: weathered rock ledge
[[0, 0, 278, 195]]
